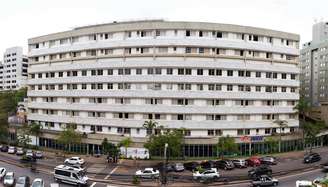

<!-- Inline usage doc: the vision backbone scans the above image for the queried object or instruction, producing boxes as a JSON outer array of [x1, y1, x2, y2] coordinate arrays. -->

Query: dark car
[[184, 162, 200, 171], [246, 156, 261, 167], [260, 156, 277, 165], [1, 145, 8, 152], [321, 162, 328, 171], [200, 160, 217, 169], [20, 156, 36, 164], [156, 162, 174, 172], [15, 176, 30, 187], [248, 165, 272, 179], [304, 152, 321, 163], [216, 160, 235, 170], [251, 175, 279, 187]]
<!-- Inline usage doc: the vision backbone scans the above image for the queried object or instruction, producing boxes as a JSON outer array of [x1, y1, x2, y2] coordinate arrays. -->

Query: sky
[[0, 0, 327, 56]]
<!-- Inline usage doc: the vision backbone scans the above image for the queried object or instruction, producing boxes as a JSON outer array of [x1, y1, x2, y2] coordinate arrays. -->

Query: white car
[[296, 180, 313, 187], [16, 148, 24, 155], [31, 178, 44, 187], [0, 167, 6, 179], [7, 147, 16, 154], [26, 150, 34, 157], [193, 168, 220, 181], [3, 172, 15, 186], [64, 157, 85, 165], [135, 168, 160, 178]]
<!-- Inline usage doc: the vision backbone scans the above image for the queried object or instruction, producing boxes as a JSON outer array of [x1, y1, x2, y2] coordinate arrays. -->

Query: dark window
[[186, 30, 191, 37]]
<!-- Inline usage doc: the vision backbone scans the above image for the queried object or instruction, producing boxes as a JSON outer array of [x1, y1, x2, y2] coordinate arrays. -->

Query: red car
[[246, 156, 261, 167]]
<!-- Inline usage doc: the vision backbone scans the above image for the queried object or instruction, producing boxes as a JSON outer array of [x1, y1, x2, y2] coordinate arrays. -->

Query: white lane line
[[104, 160, 123, 179], [104, 174, 110, 180], [90, 182, 97, 187]]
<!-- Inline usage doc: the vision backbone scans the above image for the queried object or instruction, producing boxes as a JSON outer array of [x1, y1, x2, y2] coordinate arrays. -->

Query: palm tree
[[119, 137, 132, 158], [273, 120, 288, 153], [142, 120, 158, 136], [293, 97, 311, 149], [293, 97, 310, 124], [29, 122, 43, 146]]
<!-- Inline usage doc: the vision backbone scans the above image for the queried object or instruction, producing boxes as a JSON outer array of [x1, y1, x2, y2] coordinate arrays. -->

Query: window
[[238, 71, 244, 77], [216, 32, 222, 38], [256, 72, 261, 78], [82, 70, 87, 76], [199, 31, 203, 37], [147, 68, 154, 75], [273, 73, 277, 79], [291, 74, 296, 80], [197, 69, 203, 75], [281, 87, 286, 92], [256, 86, 261, 92], [166, 68, 173, 75], [227, 70, 233, 76], [107, 69, 113, 75], [136, 69, 142, 75], [186, 30, 191, 37], [281, 73, 287, 79], [185, 47, 191, 53], [227, 85, 233, 91], [208, 130, 214, 136], [266, 72, 272, 78], [209, 69, 215, 76]]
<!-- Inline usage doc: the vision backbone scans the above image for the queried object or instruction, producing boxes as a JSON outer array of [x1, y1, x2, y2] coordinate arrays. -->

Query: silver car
[[174, 163, 185, 172], [3, 172, 15, 186]]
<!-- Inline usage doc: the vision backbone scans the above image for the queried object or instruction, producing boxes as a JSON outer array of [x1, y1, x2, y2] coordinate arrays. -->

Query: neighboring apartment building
[[27, 20, 300, 156], [301, 21, 328, 123], [0, 47, 28, 91], [0, 62, 3, 90]]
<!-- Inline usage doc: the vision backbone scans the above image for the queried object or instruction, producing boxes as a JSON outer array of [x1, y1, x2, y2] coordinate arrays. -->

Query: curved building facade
[[27, 20, 300, 153]]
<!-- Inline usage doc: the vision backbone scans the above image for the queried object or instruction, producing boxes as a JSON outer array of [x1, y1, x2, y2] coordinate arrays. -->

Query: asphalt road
[[0, 159, 326, 187]]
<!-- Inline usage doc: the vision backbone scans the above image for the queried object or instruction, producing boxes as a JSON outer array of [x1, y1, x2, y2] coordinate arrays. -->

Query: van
[[54, 165, 88, 186]]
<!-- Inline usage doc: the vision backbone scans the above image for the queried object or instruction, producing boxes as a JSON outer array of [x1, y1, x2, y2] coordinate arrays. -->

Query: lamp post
[[161, 143, 168, 186]]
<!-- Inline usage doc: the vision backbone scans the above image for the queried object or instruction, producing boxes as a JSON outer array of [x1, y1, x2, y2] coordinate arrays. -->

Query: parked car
[[155, 162, 174, 172], [25, 150, 34, 158], [251, 175, 279, 187], [296, 180, 313, 187], [15, 176, 30, 187], [0, 167, 6, 179], [3, 172, 15, 186], [35, 151, 43, 159], [31, 178, 44, 187], [216, 160, 235, 170], [232, 159, 247, 168], [184, 162, 200, 171], [200, 160, 217, 169], [20, 156, 36, 164], [135, 168, 160, 179], [1, 145, 9, 152], [193, 168, 220, 181], [173, 163, 185, 172], [246, 156, 261, 167], [248, 165, 272, 179], [7, 147, 16, 154], [64, 157, 85, 165], [16, 148, 24, 156], [304, 152, 321, 163], [321, 161, 328, 172], [260, 156, 277, 165]]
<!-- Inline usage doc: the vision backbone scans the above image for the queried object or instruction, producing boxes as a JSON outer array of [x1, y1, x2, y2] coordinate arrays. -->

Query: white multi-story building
[[0, 47, 28, 91], [27, 20, 300, 156]]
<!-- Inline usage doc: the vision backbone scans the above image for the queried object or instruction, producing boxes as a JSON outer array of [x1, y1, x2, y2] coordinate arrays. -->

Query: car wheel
[[267, 171, 272, 175], [224, 166, 227, 170], [213, 176, 218, 181], [197, 177, 201, 181], [273, 182, 278, 186]]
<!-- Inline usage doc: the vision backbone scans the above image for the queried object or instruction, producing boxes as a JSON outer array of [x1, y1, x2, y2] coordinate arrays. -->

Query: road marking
[[104, 160, 123, 179], [278, 168, 321, 179], [90, 182, 97, 187], [104, 174, 110, 180]]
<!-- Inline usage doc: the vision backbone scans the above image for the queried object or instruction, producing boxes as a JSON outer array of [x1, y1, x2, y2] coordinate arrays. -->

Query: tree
[[17, 125, 32, 148], [216, 136, 238, 159], [264, 137, 279, 153], [119, 137, 132, 158], [273, 120, 288, 153], [144, 129, 184, 158], [57, 127, 82, 153], [303, 121, 326, 152], [142, 120, 158, 136], [293, 97, 310, 123], [29, 122, 43, 146], [102, 138, 119, 156]]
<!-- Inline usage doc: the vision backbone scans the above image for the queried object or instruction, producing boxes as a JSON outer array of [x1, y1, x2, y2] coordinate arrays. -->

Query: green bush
[[132, 175, 140, 185]]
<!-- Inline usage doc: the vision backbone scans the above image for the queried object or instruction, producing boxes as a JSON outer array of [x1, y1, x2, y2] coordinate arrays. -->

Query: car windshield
[[4, 174, 13, 179], [32, 181, 42, 187], [17, 178, 26, 184]]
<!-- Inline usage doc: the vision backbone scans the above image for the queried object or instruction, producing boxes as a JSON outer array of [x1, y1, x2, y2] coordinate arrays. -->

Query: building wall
[[27, 20, 300, 145], [0, 47, 28, 91]]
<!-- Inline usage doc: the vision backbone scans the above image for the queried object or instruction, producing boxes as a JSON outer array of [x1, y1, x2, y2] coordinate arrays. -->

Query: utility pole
[[161, 143, 168, 186]]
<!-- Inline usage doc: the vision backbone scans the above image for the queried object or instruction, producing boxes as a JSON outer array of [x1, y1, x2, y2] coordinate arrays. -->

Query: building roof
[[29, 20, 300, 44]]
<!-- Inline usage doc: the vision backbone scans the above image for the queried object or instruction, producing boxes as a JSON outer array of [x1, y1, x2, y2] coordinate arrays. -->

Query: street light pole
[[161, 143, 168, 186]]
